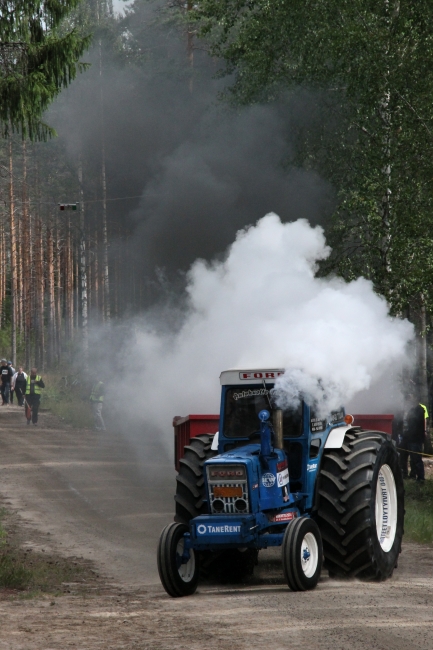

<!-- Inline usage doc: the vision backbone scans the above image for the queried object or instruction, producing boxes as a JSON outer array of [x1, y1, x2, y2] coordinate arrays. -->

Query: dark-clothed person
[[0, 359, 13, 405], [25, 368, 45, 425], [11, 367, 27, 406], [8, 362, 15, 403], [400, 397, 426, 481]]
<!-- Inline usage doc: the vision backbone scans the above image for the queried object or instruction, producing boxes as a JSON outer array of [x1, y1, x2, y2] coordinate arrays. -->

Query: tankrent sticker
[[262, 473, 276, 488], [307, 462, 318, 472], [196, 524, 241, 535]]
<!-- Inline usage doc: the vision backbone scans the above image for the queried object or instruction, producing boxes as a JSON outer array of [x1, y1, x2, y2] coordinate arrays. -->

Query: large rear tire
[[174, 434, 216, 524], [316, 429, 404, 580], [157, 523, 199, 597], [282, 517, 323, 591]]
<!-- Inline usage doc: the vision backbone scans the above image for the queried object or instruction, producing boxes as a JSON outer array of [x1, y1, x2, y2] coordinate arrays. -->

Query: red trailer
[[173, 412, 394, 469], [173, 414, 219, 472], [353, 414, 394, 435]]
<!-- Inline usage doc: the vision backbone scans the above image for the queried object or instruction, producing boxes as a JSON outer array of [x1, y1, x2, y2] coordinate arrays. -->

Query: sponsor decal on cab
[[276, 460, 289, 487], [261, 472, 276, 488], [268, 511, 297, 523]]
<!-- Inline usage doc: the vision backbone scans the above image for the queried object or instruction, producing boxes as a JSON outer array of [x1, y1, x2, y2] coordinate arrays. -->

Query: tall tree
[[192, 2, 433, 377], [0, 0, 91, 139]]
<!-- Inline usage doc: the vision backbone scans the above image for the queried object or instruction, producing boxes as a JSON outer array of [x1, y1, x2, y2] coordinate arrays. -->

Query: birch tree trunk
[[99, 32, 110, 323], [419, 295, 428, 404], [8, 136, 17, 365], [46, 218, 55, 366], [78, 157, 88, 358], [22, 140, 31, 368]]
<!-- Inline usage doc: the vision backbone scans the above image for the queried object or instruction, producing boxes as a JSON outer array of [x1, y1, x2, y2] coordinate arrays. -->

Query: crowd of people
[[0, 359, 105, 431], [0, 359, 45, 425]]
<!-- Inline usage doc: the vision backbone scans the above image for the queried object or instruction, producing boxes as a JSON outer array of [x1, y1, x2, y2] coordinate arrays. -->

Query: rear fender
[[211, 431, 219, 451], [324, 425, 353, 449]]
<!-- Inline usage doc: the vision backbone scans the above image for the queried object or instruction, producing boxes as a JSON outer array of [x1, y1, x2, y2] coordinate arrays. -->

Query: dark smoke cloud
[[129, 104, 333, 276], [47, 0, 335, 300]]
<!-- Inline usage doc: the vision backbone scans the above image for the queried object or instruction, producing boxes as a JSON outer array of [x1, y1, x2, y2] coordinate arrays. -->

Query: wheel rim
[[300, 531, 319, 578], [176, 538, 196, 583], [375, 464, 398, 552]]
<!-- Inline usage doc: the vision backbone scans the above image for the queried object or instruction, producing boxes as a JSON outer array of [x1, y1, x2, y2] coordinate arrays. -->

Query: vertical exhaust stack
[[258, 410, 272, 457], [273, 409, 284, 449]]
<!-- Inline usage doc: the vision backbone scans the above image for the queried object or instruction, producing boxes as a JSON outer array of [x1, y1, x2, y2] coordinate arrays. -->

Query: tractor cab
[[217, 368, 346, 511]]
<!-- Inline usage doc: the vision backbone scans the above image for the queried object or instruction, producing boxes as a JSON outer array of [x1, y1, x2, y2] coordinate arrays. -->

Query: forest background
[[1, 0, 433, 417]]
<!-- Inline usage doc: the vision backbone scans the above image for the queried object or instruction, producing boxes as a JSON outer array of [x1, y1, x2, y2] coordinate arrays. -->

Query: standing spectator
[[11, 366, 27, 406], [8, 361, 15, 403], [0, 359, 13, 405], [90, 379, 105, 431], [25, 367, 45, 426], [401, 393, 426, 482]]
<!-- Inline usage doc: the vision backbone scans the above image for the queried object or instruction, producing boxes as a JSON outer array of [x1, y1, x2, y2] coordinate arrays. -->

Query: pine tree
[[0, 0, 92, 140]]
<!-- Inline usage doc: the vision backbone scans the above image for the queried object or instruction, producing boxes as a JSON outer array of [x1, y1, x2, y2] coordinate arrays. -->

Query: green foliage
[[192, 0, 433, 318], [43, 371, 93, 428], [404, 478, 433, 545], [0, 554, 33, 589], [0, 0, 92, 139]]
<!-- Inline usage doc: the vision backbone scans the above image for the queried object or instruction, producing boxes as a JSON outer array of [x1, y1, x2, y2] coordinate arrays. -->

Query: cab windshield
[[223, 386, 303, 438]]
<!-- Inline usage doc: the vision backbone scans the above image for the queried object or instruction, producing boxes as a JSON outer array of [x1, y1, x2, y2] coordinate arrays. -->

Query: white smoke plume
[[121, 214, 414, 441]]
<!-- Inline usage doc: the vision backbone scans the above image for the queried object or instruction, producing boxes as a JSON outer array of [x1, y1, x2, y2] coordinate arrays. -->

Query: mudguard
[[324, 425, 352, 449]]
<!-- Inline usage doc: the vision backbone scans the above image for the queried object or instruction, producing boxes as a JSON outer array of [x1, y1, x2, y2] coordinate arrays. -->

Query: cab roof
[[220, 369, 285, 386]]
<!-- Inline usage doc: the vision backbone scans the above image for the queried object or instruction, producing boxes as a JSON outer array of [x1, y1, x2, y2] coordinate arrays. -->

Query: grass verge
[[0, 508, 100, 594], [42, 371, 93, 429], [404, 478, 433, 544]]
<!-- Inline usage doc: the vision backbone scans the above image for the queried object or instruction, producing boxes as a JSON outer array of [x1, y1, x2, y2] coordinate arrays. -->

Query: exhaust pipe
[[273, 409, 284, 449]]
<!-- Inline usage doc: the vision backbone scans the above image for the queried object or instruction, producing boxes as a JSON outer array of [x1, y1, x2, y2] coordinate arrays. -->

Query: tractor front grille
[[206, 464, 250, 515]]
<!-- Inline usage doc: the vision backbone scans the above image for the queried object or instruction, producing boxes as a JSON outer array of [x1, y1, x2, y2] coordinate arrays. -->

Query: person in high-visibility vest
[[25, 368, 45, 426], [401, 394, 427, 482], [90, 379, 105, 431]]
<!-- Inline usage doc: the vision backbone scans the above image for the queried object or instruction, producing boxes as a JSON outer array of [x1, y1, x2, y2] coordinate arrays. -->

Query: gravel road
[[1, 407, 433, 650]]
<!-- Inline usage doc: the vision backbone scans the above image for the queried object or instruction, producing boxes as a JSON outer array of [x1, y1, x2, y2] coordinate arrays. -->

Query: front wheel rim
[[375, 464, 398, 553], [176, 538, 196, 583], [300, 531, 319, 578]]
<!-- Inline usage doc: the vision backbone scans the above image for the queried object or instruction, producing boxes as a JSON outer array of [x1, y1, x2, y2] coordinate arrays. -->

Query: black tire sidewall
[[368, 442, 404, 577], [283, 517, 323, 590], [159, 523, 199, 597]]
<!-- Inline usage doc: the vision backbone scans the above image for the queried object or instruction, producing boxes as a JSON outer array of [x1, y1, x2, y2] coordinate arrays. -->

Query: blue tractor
[[157, 368, 404, 596]]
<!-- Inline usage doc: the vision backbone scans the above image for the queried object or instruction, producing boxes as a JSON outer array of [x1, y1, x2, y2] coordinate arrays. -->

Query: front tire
[[316, 430, 404, 580], [157, 523, 199, 597], [282, 517, 323, 591]]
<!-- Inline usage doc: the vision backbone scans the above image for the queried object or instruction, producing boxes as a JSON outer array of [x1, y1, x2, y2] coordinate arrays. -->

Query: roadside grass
[[404, 478, 433, 544], [0, 508, 99, 594], [42, 371, 93, 429]]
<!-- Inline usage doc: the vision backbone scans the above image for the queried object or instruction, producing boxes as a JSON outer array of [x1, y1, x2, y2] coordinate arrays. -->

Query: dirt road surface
[[1, 407, 433, 649]]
